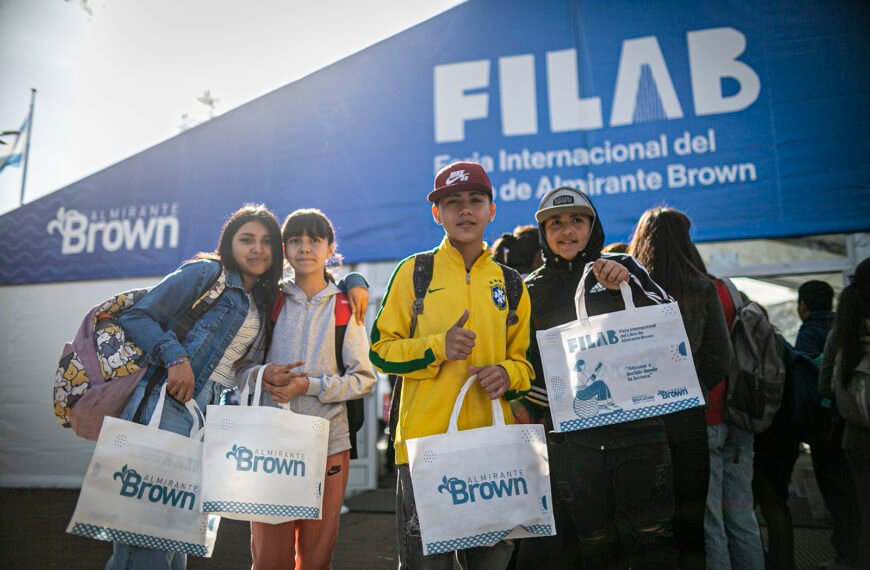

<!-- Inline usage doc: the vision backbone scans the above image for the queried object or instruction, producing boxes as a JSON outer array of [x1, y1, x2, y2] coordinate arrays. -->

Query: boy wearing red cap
[[370, 161, 534, 568]]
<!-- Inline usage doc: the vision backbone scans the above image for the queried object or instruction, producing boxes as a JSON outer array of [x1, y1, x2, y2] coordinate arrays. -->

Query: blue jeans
[[704, 423, 764, 570], [106, 381, 226, 570]]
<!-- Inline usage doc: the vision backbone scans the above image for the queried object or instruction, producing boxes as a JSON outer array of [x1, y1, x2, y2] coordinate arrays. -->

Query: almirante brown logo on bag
[[113, 464, 198, 510], [224, 444, 307, 477]]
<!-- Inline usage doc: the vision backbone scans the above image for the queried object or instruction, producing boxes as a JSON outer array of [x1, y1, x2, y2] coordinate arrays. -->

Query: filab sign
[[0, 0, 867, 285]]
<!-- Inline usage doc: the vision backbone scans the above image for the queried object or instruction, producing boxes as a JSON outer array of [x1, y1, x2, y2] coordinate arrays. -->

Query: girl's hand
[[264, 377, 310, 404], [348, 286, 370, 325], [262, 362, 310, 404], [592, 258, 629, 290], [167, 361, 195, 403]]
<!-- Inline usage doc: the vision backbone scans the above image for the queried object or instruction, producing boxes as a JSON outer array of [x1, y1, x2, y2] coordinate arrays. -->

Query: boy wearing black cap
[[370, 161, 534, 568], [515, 186, 679, 569]]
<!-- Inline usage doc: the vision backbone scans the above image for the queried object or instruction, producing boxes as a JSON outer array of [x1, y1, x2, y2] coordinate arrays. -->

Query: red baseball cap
[[428, 161, 493, 203]]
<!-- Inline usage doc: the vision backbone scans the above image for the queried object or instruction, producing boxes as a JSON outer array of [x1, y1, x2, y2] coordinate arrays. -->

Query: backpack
[[722, 278, 786, 433], [782, 338, 831, 444], [388, 251, 524, 440], [832, 332, 870, 428], [270, 290, 365, 458], [53, 266, 227, 440]]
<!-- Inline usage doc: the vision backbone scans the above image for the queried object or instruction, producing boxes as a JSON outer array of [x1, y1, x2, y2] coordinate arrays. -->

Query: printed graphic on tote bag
[[538, 278, 704, 433]]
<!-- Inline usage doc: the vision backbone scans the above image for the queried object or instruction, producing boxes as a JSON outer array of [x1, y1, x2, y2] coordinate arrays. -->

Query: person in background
[[601, 241, 629, 254], [492, 224, 543, 278], [687, 249, 765, 570], [818, 260, 870, 570], [628, 207, 732, 570], [796, 280, 861, 569]]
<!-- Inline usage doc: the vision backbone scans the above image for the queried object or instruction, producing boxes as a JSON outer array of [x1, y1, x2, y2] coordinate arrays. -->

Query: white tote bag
[[67, 385, 219, 557], [201, 366, 330, 523], [537, 265, 704, 433], [406, 375, 556, 556]]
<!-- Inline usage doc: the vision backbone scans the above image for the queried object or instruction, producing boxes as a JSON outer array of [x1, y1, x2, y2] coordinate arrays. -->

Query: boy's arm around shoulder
[[308, 318, 377, 403], [369, 258, 449, 380], [495, 282, 534, 400], [118, 259, 220, 366]]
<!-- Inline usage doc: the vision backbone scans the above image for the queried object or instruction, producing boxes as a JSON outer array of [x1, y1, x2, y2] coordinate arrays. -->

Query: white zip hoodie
[[266, 280, 376, 455]]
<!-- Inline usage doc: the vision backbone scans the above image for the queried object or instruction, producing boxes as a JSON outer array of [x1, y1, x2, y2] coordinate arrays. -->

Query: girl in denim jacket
[[107, 204, 369, 570]]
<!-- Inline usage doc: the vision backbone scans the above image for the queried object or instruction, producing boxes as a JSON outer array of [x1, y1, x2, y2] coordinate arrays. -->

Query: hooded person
[[515, 187, 679, 570]]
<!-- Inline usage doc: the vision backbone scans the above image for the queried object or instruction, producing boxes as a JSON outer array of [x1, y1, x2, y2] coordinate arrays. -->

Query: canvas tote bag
[[67, 385, 219, 557], [201, 365, 330, 523], [536, 265, 704, 433], [406, 375, 556, 556]]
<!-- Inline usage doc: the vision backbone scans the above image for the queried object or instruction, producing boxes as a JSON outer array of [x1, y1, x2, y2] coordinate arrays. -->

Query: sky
[[0, 0, 464, 216]]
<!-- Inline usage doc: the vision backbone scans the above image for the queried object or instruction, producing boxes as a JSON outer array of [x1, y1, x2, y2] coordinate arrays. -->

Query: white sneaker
[[340, 504, 350, 515]]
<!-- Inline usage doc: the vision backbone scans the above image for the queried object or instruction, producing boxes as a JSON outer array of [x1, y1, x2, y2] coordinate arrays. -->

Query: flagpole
[[19, 88, 36, 207]]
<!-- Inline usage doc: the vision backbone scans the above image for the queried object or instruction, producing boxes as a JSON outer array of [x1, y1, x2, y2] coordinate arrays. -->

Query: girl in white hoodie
[[251, 208, 376, 570]]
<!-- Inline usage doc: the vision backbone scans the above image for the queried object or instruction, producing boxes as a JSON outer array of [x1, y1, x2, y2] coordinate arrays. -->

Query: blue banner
[[1, 0, 868, 284]]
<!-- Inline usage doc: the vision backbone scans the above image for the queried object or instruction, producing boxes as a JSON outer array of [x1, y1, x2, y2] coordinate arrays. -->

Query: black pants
[[811, 440, 861, 563], [517, 436, 678, 570], [663, 408, 710, 570], [845, 442, 870, 569], [753, 439, 800, 570]]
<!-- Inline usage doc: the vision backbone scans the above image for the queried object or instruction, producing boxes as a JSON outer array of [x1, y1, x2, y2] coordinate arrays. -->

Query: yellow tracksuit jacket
[[370, 236, 534, 464]]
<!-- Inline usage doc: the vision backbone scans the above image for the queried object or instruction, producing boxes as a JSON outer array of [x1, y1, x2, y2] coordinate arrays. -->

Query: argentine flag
[[0, 116, 29, 173]]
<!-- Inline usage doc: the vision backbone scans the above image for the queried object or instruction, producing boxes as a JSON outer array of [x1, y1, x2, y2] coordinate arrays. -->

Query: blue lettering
[[607, 330, 619, 344], [118, 470, 140, 497], [236, 448, 253, 471]]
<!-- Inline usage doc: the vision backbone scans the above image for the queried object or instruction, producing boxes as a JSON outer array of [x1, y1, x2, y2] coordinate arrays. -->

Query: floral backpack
[[53, 267, 226, 440]]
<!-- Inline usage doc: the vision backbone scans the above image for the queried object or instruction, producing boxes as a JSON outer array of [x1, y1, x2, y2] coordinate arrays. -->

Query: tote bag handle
[[574, 262, 635, 320], [147, 383, 205, 438], [447, 375, 507, 434], [237, 365, 270, 408]]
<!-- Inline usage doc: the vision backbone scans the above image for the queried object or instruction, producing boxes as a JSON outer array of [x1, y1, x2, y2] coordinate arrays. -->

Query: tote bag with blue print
[[406, 375, 555, 556], [537, 265, 705, 433], [200, 365, 329, 524], [67, 385, 219, 557]]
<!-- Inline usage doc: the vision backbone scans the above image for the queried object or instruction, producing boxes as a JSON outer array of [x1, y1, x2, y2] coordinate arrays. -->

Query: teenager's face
[[284, 232, 334, 278], [543, 212, 592, 261], [232, 221, 274, 282], [432, 190, 495, 247]]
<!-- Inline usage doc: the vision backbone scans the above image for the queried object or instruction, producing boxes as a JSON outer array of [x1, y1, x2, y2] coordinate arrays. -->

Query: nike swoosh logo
[[428, 287, 446, 293]]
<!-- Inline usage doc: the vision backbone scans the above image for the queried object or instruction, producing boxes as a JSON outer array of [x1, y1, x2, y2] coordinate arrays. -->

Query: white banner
[[406, 375, 555, 556], [537, 270, 704, 433], [67, 386, 219, 557]]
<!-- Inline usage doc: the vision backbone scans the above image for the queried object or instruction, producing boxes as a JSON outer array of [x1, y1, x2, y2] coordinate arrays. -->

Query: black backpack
[[722, 279, 786, 433], [387, 251, 524, 440], [781, 337, 831, 444]]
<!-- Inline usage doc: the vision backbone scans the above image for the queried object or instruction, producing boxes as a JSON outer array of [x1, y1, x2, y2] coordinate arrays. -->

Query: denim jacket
[[118, 259, 263, 425]]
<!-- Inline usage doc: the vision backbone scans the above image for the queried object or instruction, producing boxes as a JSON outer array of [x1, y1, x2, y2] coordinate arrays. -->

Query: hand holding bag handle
[[574, 262, 635, 321], [447, 375, 507, 433], [148, 383, 205, 438]]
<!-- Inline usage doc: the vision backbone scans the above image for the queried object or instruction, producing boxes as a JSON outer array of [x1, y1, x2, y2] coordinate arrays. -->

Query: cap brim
[[535, 204, 595, 223], [428, 182, 493, 203]]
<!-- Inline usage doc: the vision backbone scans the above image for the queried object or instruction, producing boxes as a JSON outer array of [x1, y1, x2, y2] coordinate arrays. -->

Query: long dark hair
[[628, 207, 708, 300], [195, 204, 283, 311], [281, 208, 341, 283], [834, 257, 870, 386]]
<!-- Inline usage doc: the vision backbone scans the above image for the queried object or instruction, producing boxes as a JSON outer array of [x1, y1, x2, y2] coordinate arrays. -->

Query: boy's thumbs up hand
[[445, 309, 476, 360]]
